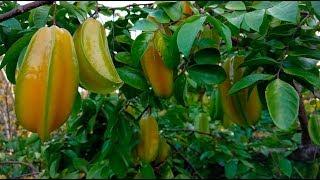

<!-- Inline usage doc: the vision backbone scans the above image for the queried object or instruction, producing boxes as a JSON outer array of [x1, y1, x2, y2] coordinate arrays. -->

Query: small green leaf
[[244, 9, 265, 32], [288, 46, 320, 60], [115, 35, 133, 45], [195, 48, 220, 65], [174, 74, 188, 106], [225, 1, 246, 11], [279, 158, 292, 177], [131, 32, 153, 67], [73, 158, 88, 173], [177, 15, 206, 57], [115, 52, 136, 67], [29, 5, 50, 27], [284, 67, 320, 88], [140, 163, 156, 179], [0, 18, 22, 30], [117, 66, 149, 91], [188, 64, 226, 85], [265, 79, 299, 130], [239, 57, 280, 68], [149, 9, 171, 23], [229, 74, 274, 95], [225, 159, 238, 179], [2, 32, 35, 84], [267, 2, 298, 23], [131, 19, 159, 31]]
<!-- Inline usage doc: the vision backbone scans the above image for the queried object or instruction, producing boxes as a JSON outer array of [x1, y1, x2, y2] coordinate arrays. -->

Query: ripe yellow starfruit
[[219, 56, 262, 126], [73, 18, 123, 94], [15, 26, 79, 140], [155, 137, 170, 164], [141, 33, 173, 97], [137, 115, 160, 163]]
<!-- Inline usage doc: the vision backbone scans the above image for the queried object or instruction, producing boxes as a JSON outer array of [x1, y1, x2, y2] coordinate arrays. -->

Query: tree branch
[[0, 1, 54, 22]]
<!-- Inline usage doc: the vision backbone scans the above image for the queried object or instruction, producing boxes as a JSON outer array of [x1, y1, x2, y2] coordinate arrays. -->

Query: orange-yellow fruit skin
[[15, 26, 79, 140], [155, 137, 170, 164], [141, 43, 173, 97], [137, 115, 160, 163], [73, 18, 123, 94], [182, 1, 193, 17], [219, 56, 262, 126]]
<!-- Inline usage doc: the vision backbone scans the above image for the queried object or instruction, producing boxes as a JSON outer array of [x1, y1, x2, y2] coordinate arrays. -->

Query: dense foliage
[[0, 1, 319, 179]]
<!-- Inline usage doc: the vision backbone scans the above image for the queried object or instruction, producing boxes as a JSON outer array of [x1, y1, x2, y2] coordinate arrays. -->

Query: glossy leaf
[[29, 5, 50, 28], [177, 16, 206, 57], [188, 64, 226, 85], [117, 66, 149, 91], [131, 19, 159, 31], [206, 16, 232, 51], [308, 115, 320, 145], [284, 67, 320, 88], [265, 79, 299, 130], [174, 74, 187, 106], [195, 48, 220, 65], [229, 73, 274, 95], [225, 1, 246, 11], [244, 9, 265, 32], [267, 2, 298, 24], [131, 32, 153, 67]]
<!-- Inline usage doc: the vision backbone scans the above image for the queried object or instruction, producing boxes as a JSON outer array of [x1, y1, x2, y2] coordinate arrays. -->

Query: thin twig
[[0, 1, 54, 22]]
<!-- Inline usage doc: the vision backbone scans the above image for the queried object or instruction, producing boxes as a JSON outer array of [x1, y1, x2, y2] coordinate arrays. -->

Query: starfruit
[[194, 113, 211, 138], [155, 137, 170, 164], [141, 32, 173, 97], [73, 18, 123, 94], [137, 115, 160, 163], [219, 56, 262, 126], [15, 26, 79, 140]]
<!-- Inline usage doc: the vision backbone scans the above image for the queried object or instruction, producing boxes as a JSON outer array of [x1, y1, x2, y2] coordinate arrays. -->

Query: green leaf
[[251, 1, 274, 10], [177, 16, 206, 57], [265, 79, 299, 130], [311, 1, 320, 19], [73, 158, 88, 173], [60, 1, 87, 23], [308, 115, 320, 145], [149, 9, 171, 23], [131, 32, 153, 67], [0, 18, 22, 30], [267, 2, 298, 23], [206, 16, 232, 51], [266, 39, 285, 49], [195, 48, 220, 65], [29, 5, 50, 27], [159, 1, 182, 21], [225, 159, 238, 179], [131, 19, 159, 31], [49, 159, 59, 178], [115, 35, 133, 45], [140, 163, 156, 179], [239, 57, 280, 68], [229, 74, 274, 95], [225, 1, 246, 11], [188, 64, 226, 85], [17, 46, 27, 71], [117, 66, 149, 91], [288, 46, 320, 60], [223, 12, 245, 28], [174, 74, 188, 106], [2, 32, 35, 84], [115, 52, 136, 67], [279, 158, 292, 177], [244, 9, 265, 32], [284, 67, 320, 88]]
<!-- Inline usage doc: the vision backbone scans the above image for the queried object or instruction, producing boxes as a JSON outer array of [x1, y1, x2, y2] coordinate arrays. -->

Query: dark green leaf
[[240, 57, 280, 68], [308, 115, 320, 145], [195, 48, 220, 65], [149, 9, 171, 23], [188, 64, 226, 85], [229, 74, 274, 95], [279, 158, 292, 177], [117, 66, 149, 91], [284, 67, 320, 88], [115, 52, 136, 67], [174, 74, 188, 106], [225, 159, 238, 179], [0, 18, 22, 30], [289, 46, 320, 60], [223, 12, 245, 28], [159, 1, 182, 21], [73, 158, 88, 173], [140, 163, 156, 179], [265, 79, 299, 130], [206, 16, 232, 51], [29, 5, 50, 27], [311, 1, 320, 19]]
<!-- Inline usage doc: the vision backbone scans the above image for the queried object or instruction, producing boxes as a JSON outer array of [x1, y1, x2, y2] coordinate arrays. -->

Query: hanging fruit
[[136, 115, 160, 163], [15, 26, 79, 140], [73, 18, 123, 94], [141, 31, 174, 97], [155, 137, 171, 164], [219, 56, 262, 126], [194, 113, 211, 138]]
